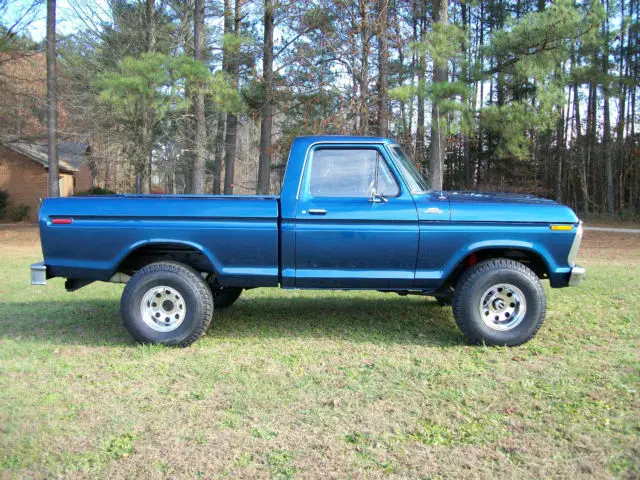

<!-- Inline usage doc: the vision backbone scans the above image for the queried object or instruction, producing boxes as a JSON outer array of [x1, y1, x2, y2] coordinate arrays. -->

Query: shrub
[[618, 207, 640, 222], [10, 203, 30, 222], [74, 186, 115, 196], [0, 189, 8, 218]]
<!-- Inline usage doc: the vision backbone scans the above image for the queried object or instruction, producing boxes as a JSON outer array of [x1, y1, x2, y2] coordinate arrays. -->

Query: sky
[[4, 0, 109, 42]]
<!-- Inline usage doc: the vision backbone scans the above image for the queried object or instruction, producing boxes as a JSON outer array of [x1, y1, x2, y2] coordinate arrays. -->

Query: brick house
[[0, 140, 93, 221]]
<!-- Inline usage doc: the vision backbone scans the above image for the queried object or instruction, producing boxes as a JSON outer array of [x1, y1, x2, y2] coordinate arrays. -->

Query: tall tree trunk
[[572, 56, 588, 214], [358, 0, 370, 135], [629, 0, 638, 210], [104, 138, 111, 190], [138, 0, 156, 194], [461, 0, 471, 187], [213, 0, 232, 195], [223, 116, 237, 194], [476, 0, 485, 186], [603, 0, 614, 214], [586, 80, 597, 210], [139, 111, 152, 193], [603, 91, 614, 214], [555, 105, 564, 203], [257, 0, 274, 194], [616, 0, 626, 211], [146, 0, 156, 52], [430, 0, 448, 191], [377, 0, 388, 137], [191, 0, 206, 193], [223, 0, 240, 195], [394, 5, 408, 141], [213, 112, 225, 194], [416, 2, 426, 165], [46, 0, 59, 198]]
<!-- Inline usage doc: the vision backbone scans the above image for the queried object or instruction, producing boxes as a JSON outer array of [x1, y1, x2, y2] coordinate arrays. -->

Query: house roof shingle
[[0, 139, 88, 173], [52, 142, 90, 170]]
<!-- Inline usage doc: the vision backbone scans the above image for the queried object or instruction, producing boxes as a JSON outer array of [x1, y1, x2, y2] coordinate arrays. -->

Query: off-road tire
[[452, 258, 546, 346], [120, 261, 213, 347]]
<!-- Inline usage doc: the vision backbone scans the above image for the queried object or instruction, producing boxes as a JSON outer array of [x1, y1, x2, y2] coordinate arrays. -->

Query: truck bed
[[39, 194, 281, 287]]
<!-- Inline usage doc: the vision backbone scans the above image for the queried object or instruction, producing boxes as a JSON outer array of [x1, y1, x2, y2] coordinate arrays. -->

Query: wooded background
[[1, 0, 638, 216]]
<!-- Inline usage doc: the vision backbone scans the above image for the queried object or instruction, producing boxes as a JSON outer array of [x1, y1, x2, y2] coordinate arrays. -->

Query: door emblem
[[425, 207, 443, 214]]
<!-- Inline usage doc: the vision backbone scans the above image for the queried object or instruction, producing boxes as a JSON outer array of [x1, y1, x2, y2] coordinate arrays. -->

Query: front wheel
[[120, 261, 213, 347], [452, 258, 546, 346]]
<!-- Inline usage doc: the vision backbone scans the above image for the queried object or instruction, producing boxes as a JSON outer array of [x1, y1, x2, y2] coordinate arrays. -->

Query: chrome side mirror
[[369, 189, 388, 203]]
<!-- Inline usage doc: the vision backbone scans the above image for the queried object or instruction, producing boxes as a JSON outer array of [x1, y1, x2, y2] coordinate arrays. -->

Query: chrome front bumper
[[30, 262, 47, 285], [568, 265, 586, 286]]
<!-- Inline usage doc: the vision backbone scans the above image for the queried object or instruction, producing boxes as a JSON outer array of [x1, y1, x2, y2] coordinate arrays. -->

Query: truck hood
[[423, 191, 579, 223], [448, 191, 559, 204]]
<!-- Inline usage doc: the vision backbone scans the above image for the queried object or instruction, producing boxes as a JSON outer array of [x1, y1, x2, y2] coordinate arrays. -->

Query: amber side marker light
[[51, 218, 73, 225], [550, 224, 573, 231]]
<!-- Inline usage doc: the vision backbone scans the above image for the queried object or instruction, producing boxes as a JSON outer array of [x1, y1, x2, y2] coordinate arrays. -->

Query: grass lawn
[[0, 226, 639, 479]]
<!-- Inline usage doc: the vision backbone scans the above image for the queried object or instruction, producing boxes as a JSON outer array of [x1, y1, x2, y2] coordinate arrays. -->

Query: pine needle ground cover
[[0, 226, 638, 478]]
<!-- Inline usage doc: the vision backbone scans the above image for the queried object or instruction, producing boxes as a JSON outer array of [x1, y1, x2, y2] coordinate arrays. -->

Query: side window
[[309, 149, 377, 197], [308, 148, 400, 198], [376, 156, 400, 197]]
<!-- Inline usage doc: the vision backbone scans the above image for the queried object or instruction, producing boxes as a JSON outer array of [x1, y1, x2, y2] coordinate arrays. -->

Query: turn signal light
[[550, 224, 573, 231]]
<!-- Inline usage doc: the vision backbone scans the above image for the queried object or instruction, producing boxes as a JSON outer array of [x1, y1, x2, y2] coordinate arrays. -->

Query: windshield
[[388, 145, 430, 193]]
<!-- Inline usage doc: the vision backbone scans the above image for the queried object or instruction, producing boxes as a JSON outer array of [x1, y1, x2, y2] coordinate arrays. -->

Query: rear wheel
[[452, 258, 546, 346], [120, 261, 213, 346]]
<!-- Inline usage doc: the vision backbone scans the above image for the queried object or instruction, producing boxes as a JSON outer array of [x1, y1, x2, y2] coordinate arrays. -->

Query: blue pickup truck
[[31, 136, 585, 347]]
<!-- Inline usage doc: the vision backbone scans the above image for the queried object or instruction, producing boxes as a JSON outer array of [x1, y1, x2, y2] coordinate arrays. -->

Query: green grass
[[0, 246, 639, 478]]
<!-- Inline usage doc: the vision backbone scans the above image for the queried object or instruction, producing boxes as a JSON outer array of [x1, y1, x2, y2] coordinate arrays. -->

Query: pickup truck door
[[294, 144, 419, 289]]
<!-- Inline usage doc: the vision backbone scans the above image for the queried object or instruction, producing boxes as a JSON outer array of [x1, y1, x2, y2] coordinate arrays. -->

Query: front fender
[[441, 239, 557, 281], [415, 222, 575, 290]]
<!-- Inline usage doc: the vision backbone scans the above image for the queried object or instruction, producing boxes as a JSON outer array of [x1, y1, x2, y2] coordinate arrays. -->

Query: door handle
[[308, 209, 327, 215]]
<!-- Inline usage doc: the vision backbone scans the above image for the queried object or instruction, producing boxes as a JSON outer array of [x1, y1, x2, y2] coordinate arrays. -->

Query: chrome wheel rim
[[140, 285, 187, 332], [478, 283, 527, 331]]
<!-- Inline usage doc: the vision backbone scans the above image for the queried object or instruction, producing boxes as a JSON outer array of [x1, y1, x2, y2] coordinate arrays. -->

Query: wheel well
[[445, 248, 549, 288], [116, 243, 216, 276]]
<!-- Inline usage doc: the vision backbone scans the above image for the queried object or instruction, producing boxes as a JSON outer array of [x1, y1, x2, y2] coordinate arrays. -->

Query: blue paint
[[38, 136, 582, 292]]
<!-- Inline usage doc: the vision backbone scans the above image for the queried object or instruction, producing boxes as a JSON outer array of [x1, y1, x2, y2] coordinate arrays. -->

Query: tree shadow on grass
[[0, 294, 464, 348]]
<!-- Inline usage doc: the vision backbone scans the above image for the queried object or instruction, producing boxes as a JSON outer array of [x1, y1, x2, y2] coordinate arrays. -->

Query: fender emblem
[[425, 207, 443, 214]]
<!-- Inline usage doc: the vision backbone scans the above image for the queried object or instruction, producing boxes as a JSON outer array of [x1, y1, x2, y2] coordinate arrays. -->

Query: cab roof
[[293, 135, 396, 145]]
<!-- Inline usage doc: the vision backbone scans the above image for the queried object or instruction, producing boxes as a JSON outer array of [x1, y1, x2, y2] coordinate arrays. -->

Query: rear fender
[[112, 239, 222, 277]]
